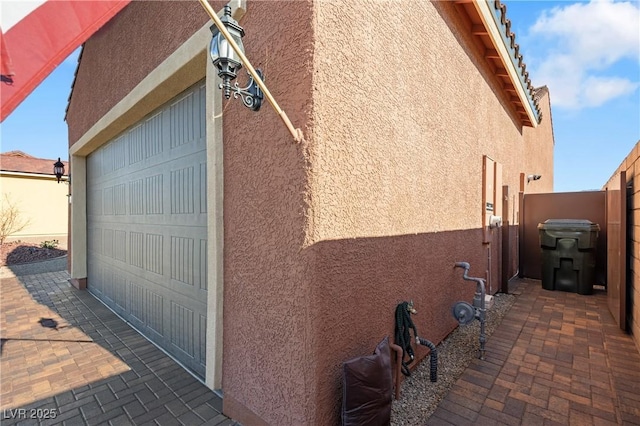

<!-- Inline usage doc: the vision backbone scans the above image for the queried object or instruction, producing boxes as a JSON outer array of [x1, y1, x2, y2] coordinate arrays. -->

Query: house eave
[[462, 0, 542, 127], [0, 170, 68, 181]]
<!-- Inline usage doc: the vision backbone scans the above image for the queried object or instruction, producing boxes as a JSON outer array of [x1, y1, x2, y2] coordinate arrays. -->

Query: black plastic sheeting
[[341, 336, 393, 426]]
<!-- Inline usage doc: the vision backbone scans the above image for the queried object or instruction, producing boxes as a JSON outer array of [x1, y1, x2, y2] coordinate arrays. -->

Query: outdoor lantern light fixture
[[53, 158, 64, 183], [209, 5, 263, 111]]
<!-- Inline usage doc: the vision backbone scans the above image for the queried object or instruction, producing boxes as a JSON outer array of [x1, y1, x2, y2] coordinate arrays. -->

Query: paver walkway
[[3, 259, 640, 425], [427, 279, 640, 425], [0, 261, 238, 426]]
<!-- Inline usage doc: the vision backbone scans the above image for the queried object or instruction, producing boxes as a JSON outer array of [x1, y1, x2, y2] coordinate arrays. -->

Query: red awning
[[1, 0, 130, 122]]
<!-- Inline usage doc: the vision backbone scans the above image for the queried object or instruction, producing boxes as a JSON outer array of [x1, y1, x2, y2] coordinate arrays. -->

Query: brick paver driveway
[[0, 261, 237, 426], [427, 279, 640, 425], [4, 260, 640, 425]]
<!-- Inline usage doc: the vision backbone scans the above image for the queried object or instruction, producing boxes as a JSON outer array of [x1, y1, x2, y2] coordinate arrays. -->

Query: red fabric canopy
[[1, 0, 130, 122]]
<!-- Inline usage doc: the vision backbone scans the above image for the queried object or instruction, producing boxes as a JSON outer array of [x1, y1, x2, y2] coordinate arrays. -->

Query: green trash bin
[[538, 219, 599, 295]]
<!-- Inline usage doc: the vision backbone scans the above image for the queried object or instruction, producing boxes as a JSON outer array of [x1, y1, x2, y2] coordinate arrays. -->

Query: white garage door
[[87, 83, 208, 378]]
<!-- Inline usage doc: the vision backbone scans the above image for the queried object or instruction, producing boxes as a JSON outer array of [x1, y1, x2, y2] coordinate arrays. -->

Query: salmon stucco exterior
[[65, 1, 555, 424]]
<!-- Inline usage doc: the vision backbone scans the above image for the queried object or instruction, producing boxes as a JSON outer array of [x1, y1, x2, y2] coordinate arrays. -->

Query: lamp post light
[[209, 5, 263, 111], [53, 158, 65, 183]]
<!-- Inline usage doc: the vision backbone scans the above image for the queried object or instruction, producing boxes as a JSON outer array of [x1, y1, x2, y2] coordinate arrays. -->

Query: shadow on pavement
[[0, 260, 236, 425]]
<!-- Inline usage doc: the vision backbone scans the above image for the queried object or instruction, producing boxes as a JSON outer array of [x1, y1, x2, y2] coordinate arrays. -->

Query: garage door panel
[[123, 133, 205, 178], [87, 227, 102, 255], [146, 289, 164, 336], [170, 301, 196, 357], [88, 92, 205, 185], [102, 267, 115, 305], [128, 281, 145, 326], [88, 189, 103, 216], [113, 273, 127, 313], [102, 229, 126, 262], [169, 87, 206, 149], [89, 162, 207, 228], [128, 112, 163, 166], [87, 82, 207, 379], [92, 230, 207, 302], [199, 239, 207, 291], [88, 259, 103, 296], [123, 275, 206, 374], [170, 235, 208, 287]]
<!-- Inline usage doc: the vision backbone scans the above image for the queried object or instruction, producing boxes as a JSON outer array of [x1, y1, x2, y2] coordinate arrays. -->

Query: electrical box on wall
[[483, 155, 503, 241]]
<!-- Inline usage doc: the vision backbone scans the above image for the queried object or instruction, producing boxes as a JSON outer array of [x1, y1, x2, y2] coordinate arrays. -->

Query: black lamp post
[[209, 5, 263, 111], [53, 158, 65, 183]]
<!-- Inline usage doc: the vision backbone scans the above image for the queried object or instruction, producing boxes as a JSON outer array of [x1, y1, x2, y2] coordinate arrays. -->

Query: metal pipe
[[454, 261, 470, 271], [454, 262, 487, 359], [196, 0, 303, 142]]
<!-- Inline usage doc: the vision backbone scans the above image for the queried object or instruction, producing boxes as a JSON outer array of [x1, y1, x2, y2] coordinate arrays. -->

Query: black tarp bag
[[341, 336, 393, 426]]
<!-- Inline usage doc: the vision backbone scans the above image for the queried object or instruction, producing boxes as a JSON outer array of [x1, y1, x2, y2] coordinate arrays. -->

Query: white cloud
[[582, 76, 639, 107], [526, 0, 640, 109]]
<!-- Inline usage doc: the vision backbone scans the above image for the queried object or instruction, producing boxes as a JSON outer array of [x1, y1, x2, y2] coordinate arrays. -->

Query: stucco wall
[[219, 1, 316, 423], [66, 1, 556, 425], [66, 1, 316, 425], [306, 1, 554, 423], [1, 175, 68, 240], [66, 1, 211, 144], [310, 0, 552, 243], [605, 141, 640, 352], [524, 87, 555, 194]]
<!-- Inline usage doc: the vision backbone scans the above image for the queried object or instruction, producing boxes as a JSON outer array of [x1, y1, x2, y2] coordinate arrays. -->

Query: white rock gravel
[[390, 292, 516, 425]]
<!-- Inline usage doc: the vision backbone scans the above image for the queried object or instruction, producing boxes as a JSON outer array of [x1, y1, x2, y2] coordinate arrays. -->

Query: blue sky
[[1, 0, 639, 193], [1, 48, 80, 164], [505, 0, 640, 191]]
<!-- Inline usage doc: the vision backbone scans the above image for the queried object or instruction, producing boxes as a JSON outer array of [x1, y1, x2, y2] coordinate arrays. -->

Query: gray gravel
[[0, 255, 67, 277], [390, 292, 516, 425]]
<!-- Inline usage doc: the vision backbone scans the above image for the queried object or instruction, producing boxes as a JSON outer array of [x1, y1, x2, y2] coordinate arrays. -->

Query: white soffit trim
[[0, 170, 65, 180], [70, 0, 246, 156], [473, 0, 538, 127]]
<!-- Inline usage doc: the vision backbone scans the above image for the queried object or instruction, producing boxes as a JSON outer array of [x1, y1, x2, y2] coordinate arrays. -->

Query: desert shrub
[[0, 195, 30, 245], [40, 240, 59, 249]]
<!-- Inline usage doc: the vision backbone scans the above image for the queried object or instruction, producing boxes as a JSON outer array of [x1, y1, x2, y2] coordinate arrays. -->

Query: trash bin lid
[[537, 219, 600, 232]]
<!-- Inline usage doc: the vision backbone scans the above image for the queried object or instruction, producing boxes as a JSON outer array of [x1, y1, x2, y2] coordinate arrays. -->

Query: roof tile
[[1, 151, 69, 176]]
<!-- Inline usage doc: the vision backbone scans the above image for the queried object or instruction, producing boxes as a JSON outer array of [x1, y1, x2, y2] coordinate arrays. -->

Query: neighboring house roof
[[0, 151, 69, 176]]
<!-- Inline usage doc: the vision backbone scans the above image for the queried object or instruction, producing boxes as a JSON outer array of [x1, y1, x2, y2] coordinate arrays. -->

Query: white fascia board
[[0, 170, 67, 180]]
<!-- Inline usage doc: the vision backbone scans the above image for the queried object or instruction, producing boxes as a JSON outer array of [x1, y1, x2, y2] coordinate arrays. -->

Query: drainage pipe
[[454, 262, 487, 359], [416, 337, 437, 382]]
